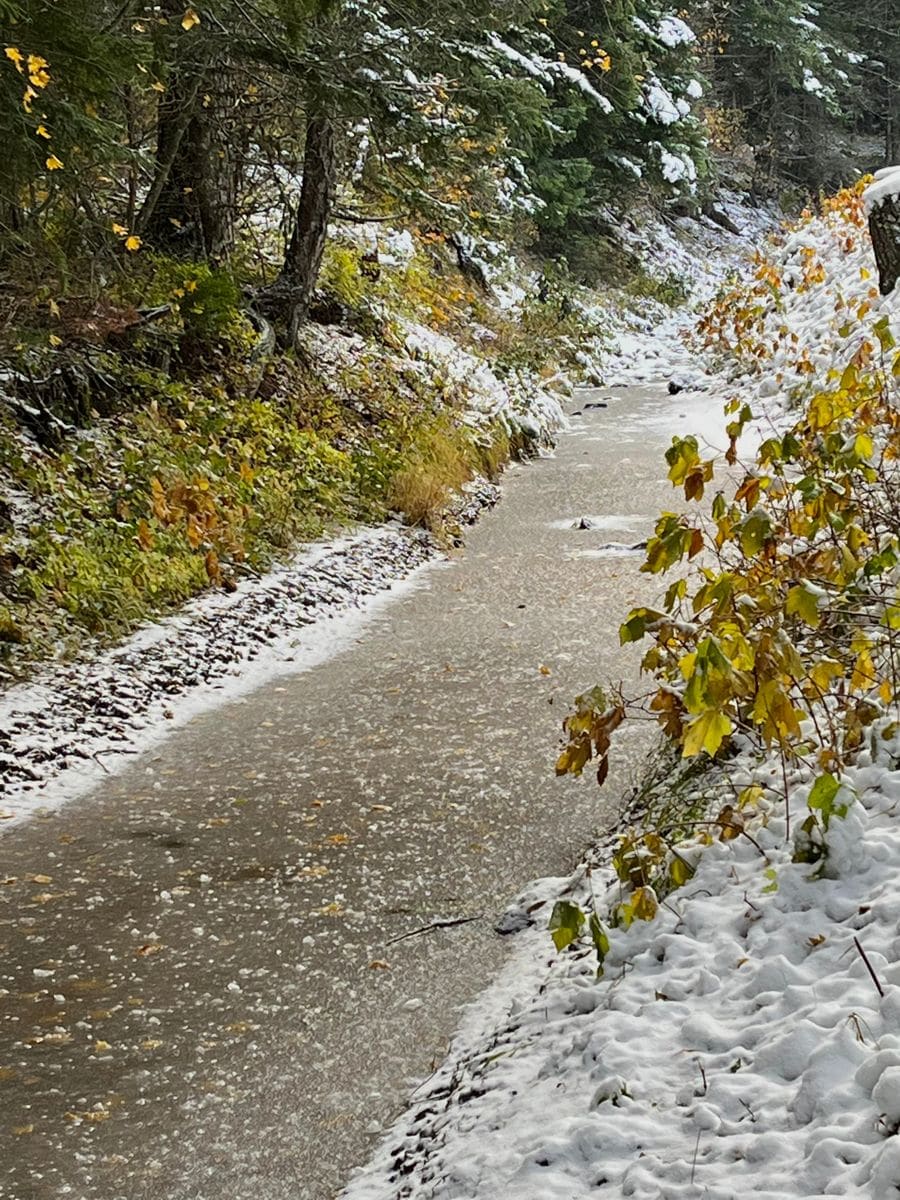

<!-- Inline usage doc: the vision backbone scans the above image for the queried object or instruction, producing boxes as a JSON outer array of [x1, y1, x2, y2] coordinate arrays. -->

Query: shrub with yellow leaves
[[554, 184, 900, 946]]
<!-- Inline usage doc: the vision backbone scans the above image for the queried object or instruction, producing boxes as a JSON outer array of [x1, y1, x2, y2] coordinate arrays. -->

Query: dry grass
[[387, 421, 474, 527]]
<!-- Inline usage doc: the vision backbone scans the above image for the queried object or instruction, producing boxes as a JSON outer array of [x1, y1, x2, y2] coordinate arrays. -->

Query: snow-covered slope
[[699, 180, 899, 410]]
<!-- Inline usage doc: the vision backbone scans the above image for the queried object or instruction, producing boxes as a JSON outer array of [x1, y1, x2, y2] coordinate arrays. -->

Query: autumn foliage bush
[[554, 182, 900, 954]]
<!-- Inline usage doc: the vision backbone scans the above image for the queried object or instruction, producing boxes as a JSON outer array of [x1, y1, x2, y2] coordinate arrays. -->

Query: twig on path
[[91, 748, 138, 774], [695, 1057, 708, 1096], [853, 935, 885, 997], [387, 914, 484, 945]]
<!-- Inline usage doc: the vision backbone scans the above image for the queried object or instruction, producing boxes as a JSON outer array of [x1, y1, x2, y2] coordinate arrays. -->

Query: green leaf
[[739, 509, 772, 557], [808, 772, 839, 812], [549, 900, 585, 952], [785, 584, 821, 628], [807, 773, 848, 829], [619, 613, 646, 644], [663, 578, 687, 611], [589, 912, 610, 969], [874, 316, 896, 354], [665, 435, 700, 485], [670, 855, 695, 887], [619, 608, 663, 645]]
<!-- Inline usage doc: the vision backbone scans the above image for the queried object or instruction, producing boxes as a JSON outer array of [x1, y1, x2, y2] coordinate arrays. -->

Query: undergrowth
[[0, 230, 566, 677]]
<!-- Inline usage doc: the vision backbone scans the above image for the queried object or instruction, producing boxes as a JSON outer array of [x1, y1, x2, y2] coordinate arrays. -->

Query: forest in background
[[1, 0, 898, 313]]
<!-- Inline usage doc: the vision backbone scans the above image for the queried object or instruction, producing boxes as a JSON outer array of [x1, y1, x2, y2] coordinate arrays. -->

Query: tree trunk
[[139, 0, 238, 263], [884, 1, 900, 165], [141, 69, 239, 263], [869, 193, 900, 295], [278, 110, 336, 341]]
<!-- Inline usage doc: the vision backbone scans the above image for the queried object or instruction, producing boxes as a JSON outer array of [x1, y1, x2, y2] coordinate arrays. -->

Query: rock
[[495, 905, 533, 935]]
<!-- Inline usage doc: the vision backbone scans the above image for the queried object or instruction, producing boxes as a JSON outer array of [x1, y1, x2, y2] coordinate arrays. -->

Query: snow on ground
[[342, 732, 900, 1199], [699, 181, 897, 413], [578, 192, 779, 387], [400, 319, 564, 439], [338, 186, 900, 1198]]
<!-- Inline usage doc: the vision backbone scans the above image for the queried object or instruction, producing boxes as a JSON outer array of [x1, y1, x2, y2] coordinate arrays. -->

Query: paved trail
[[0, 382, 725, 1200]]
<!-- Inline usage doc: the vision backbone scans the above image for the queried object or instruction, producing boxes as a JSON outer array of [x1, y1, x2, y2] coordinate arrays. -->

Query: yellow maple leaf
[[808, 658, 844, 693], [682, 709, 732, 758], [5, 46, 24, 70], [36, 123, 50, 138], [45, 154, 64, 170], [850, 645, 876, 693], [181, 7, 201, 29], [125, 235, 142, 252]]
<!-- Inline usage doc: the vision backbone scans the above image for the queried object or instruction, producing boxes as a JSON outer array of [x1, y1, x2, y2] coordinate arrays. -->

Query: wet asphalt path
[[0, 383, 726, 1200]]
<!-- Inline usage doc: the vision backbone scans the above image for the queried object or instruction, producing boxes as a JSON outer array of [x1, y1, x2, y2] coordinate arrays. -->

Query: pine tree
[[689, 0, 862, 190]]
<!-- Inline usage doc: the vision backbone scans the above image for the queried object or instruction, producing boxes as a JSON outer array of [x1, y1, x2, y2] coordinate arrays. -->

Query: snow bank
[[401, 320, 565, 439], [699, 180, 898, 410], [863, 165, 900, 213], [343, 731, 900, 1198], [0, 529, 441, 828]]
